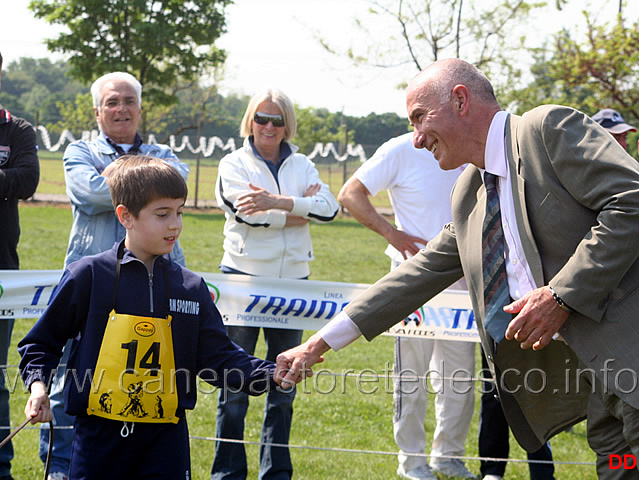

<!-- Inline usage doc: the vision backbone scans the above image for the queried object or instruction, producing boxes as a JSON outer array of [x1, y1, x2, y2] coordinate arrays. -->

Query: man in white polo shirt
[[338, 133, 475, 480]]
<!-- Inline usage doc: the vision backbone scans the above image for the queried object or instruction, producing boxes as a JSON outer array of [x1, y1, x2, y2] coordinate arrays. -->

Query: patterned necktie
[[482, 172, 511, 342]]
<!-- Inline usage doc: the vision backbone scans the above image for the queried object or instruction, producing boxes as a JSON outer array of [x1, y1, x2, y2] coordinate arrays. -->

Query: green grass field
[[4, 203, 597, 479], [36, 150, 392, 210]]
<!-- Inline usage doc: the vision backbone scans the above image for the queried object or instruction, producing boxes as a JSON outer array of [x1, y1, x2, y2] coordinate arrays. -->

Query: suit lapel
[[505, 115, 544, 287]]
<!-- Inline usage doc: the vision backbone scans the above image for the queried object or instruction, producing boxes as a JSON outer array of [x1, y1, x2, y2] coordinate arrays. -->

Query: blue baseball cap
[[592, 109, 637, 134]]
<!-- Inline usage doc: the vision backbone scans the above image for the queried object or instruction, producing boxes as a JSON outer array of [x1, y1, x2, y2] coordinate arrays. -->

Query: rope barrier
[[5, 424, 595, 468], [188, 435, 596, 468]]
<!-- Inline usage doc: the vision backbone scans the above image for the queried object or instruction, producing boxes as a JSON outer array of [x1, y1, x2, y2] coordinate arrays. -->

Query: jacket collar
[[242, 137, 299, 158], [113, 239, 171, 268], [505, 114, 544, 287]]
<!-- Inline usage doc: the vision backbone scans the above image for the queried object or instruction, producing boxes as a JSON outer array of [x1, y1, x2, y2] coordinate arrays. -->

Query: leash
[[0, 418, 54, 479]]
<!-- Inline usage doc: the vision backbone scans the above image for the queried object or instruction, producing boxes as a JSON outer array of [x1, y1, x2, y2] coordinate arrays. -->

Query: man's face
[[95, 80, 141, 144], [612, 131, 629, 151], [406, 82, 464, 171]]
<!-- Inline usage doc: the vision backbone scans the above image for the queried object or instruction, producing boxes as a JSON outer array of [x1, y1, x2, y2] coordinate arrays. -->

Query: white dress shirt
[[483, 111, 537, 300]]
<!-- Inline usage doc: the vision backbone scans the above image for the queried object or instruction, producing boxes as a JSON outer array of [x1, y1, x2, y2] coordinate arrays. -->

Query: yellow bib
[[87, 309, 179, 424]]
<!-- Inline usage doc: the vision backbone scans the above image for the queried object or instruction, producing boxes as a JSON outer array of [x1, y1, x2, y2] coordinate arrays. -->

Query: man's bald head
[[409, 58, 499, 106]]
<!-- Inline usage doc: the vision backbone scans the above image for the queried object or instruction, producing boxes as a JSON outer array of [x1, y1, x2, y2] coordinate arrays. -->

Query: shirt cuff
[[318, 310, 362, 351]]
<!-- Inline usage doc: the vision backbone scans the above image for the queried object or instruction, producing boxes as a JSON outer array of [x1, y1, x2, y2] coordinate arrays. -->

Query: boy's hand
[[25, 381, 53, 424]]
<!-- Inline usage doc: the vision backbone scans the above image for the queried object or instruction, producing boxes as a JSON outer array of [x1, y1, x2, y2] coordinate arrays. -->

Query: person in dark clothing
[[0, 50, 40, 480]]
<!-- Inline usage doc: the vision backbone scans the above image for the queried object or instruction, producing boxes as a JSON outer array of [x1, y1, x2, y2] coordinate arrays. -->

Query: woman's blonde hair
[[239, 88, 297, 141]]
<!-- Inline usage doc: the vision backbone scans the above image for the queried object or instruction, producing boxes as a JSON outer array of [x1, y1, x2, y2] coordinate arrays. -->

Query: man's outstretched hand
[[274, 334, 330, 388]]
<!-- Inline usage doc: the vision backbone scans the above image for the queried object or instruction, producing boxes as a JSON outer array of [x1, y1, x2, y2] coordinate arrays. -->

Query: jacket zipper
[[277, 169, 287, 277], [148, 271, 154, 313]]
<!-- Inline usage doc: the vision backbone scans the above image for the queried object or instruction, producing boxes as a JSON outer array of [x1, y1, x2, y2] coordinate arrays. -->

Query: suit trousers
[[587, 377, 639, 479], [479, 349, 555, 479]]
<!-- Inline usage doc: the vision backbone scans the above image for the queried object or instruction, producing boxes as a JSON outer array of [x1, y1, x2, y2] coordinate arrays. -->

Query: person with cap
[[592, 108, 637, 151]]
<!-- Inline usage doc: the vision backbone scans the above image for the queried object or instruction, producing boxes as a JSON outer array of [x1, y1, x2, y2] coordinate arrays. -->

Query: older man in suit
[[275, 58, 639, 479]]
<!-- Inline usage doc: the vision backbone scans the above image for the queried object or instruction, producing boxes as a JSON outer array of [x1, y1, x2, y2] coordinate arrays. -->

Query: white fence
[[36, 126, 368, 162]]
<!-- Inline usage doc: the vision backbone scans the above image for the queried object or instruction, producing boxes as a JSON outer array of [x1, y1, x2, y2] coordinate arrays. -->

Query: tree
[[505, 14, 639, 114], [29, 0, 231, 108], [501, 11, 639, 158], [317, 0, 545, 89], [547, 14, 639, 119], [51, 92, 95, 136], [347, 112, 409, 155], [0, 57, 86, 125], [294, 107, 345, 156]]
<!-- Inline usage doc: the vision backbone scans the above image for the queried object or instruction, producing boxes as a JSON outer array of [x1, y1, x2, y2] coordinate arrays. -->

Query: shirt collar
[[103, 132, 144, 157], [248, 136, 291, 165], [483, 110, 510, 179]]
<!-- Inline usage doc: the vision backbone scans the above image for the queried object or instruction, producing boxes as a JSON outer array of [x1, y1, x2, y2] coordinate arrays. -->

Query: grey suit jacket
[[344, 105, 639, 452]]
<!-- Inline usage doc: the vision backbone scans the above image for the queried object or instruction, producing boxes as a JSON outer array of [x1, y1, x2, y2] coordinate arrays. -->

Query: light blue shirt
[[63, 132, 190, 268]]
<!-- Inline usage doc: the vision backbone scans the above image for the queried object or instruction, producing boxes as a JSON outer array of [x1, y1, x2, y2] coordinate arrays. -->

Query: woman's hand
[[236, 183, 294, 214], [303, 183, 321, 197]]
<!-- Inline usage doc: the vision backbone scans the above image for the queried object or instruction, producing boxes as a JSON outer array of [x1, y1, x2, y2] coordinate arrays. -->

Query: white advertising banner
[[0, 270, 479, 342]]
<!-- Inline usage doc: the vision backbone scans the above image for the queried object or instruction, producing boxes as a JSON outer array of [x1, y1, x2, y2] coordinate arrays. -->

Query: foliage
[[29, 0, 231, 107], [0, 58, 84, 125], [317, 0, 546, 88], [143, 78, 246, 149], [504, 14, 639, 118], [1, 55, 411, 155], [500, 9, 639, 158], [293, 107, 346, 154], [51, 92, 95, 136], [346, 112, 410, 156]]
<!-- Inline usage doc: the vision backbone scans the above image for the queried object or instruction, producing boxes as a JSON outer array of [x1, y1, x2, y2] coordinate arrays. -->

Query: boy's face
[[119, 197, 184, 268]]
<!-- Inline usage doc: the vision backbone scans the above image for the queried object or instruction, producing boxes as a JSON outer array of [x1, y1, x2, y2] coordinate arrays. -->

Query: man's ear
[[116, 204, 133, 229], [451, 84, 470, 115]]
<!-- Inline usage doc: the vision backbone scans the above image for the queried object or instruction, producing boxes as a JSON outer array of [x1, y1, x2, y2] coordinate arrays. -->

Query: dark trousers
[[479, 349, 555, 479], [69, 415, 190, 479]]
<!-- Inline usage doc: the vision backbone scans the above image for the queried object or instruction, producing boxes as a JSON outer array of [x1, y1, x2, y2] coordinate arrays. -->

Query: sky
[[3, 0, 638, 118]]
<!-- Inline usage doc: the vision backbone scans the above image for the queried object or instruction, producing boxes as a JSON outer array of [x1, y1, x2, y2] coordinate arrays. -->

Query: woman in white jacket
[[212, 88, 338, 480]]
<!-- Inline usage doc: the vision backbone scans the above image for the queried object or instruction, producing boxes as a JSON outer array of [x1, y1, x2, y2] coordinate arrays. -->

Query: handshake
[[273, 333, 331, 388]]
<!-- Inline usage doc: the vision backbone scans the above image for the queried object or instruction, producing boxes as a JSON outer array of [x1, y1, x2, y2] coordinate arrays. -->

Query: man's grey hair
[[429, 59, 497, 105], [91, 72, 142, 109]]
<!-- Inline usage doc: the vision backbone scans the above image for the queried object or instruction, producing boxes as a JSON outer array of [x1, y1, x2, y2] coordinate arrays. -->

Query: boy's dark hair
[[107, 155, 188, 216]]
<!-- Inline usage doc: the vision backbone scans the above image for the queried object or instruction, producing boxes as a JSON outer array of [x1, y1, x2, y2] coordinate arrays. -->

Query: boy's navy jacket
[[18, 240, 277, 418]]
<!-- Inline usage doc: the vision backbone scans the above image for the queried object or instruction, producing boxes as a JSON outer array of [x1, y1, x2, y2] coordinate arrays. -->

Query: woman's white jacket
[[215, 138, 339, 278]]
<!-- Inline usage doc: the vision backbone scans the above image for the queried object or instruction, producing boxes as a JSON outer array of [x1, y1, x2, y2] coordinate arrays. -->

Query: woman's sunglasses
[[254, 112, 285, 127]]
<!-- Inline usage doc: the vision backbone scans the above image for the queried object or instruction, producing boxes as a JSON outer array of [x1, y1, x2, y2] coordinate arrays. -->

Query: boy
[[19, 155, 277, 479]]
